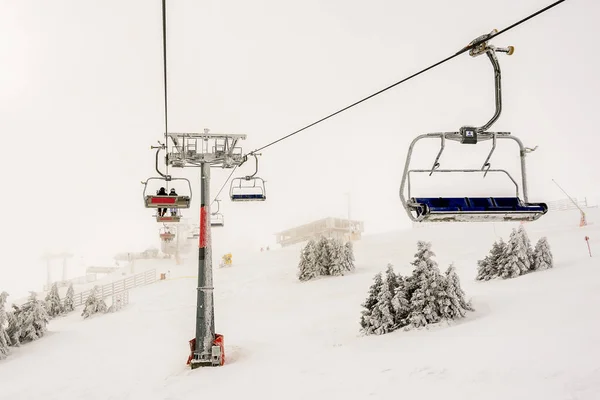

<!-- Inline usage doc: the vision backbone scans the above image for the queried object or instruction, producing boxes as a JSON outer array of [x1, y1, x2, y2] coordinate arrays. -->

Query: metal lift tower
[[165, 129, 247, 368]]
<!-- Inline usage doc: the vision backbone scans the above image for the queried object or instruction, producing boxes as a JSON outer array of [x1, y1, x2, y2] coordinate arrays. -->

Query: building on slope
[[275, 217, 364, 247]]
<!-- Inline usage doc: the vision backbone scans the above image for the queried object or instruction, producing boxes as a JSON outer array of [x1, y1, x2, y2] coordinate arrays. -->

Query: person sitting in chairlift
[[157, 187, 168, 217], [169, 188, 178, 216]]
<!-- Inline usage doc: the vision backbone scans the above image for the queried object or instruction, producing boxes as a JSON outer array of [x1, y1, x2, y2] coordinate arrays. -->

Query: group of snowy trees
[[0, 281, 104, 360], [297, 236, 355, 281], [476, 225, 553, 281], [359, 241, 474, 335], [0, 289, 55, 360]]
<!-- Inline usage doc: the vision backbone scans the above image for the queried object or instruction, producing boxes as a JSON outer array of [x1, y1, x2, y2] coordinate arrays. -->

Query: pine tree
[[81, 286, 107, 319], [498, 228, 530, 278], [439, 263, 474, 320], [391, 272, 410, 328], [407, 259, 446, 328], [359, 272, 383, 334], [533, 237, 553, 270], [6, 305, 22, 347], [518, 225, 535, 272], [0, 291, 10, 359], [18, 292, 50, 343], [342, 241, 356, 272], [384, 263, 399, 292], [315, 237, 332, 276], [64, 283, 75, 312], [476, 239, 506, 281], [369, 280, 396, 335], [45, 282, 63, 318], [406, 241, 438, 299], [328, 238, 346, 276], [297, 240, 318, 281]]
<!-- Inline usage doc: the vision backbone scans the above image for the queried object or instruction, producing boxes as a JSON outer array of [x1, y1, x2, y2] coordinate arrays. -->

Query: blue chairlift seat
[[410, 196, 548, 222], [230, 193, 266, 201]]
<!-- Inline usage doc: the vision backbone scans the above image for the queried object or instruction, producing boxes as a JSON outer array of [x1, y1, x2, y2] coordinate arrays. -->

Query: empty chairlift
[[399, 30, 547, 223], [211, 199, 225, 227], [230, 154, 267, 202]]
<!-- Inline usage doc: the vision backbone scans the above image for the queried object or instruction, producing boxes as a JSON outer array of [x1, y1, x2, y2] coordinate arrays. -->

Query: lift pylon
[[165, 129, 247, 369]]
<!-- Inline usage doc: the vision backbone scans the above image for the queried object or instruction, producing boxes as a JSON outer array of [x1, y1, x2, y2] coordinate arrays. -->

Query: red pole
[[585, 236, 592, 257]]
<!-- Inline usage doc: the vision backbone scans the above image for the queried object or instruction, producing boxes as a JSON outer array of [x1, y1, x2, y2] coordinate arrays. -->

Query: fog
[[1, 0, 598, 297]]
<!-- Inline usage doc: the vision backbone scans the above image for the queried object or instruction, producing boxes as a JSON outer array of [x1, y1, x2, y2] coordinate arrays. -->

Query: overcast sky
[[1, 0, 598, 294]]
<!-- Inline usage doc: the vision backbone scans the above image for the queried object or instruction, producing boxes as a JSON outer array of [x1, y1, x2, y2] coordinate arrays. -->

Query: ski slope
[[1, 209, 599, 400]]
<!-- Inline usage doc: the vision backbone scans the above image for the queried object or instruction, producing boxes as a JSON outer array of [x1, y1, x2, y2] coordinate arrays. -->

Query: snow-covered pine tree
[[369, 280, 396, 335], [439, 263, 474, 320], [63, 283, 75, 313], [405, 241, 438, 299], [359, 272, 383, 334], [314, 236, 332, 276], [45, 282, 63, 318], [384, 263, 399, 292], [475, 239, 506, 281], [81, 286, 107, 319], [518, 225, 535, 272], [0, 291, 10, 359], [18, 291, 50, 343], [6, 305, 22, 347], [533, 237, 553, 270], [391, 271, 410, 328], [498, 228, 530, 279], [328, 238, 346, 276], [406, 259, 446, 328], [297, 240, 318, 281], [342, 241, 356, 272]]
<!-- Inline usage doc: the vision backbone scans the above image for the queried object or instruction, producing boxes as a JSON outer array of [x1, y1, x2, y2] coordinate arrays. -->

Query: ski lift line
[[161, 0, 170, 189], [245, 0, 568, 157], [210, 164, 238, 205]]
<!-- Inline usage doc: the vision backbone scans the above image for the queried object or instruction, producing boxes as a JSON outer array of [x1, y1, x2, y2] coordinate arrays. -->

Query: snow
[[0, 208, 599, 399]]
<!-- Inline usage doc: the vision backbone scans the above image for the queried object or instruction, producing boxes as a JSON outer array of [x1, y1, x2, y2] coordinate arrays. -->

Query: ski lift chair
[[211, 200, 225, 227], [229, 154, 267, 201], [399, 30, 548, 223]]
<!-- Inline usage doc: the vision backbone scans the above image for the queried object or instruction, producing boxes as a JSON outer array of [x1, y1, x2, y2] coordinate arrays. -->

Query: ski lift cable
[[243, 0, 568, 157], [161, 0, 170, 189], [211, 165, 238, 205], [208, 0, 567, 205]]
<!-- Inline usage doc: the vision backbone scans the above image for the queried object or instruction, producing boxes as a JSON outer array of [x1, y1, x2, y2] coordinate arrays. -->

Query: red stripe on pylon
[[199, 206, 207, 248]]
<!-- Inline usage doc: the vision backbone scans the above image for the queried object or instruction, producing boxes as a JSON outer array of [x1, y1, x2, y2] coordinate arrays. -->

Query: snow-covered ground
[[1, 208, 599, 400]]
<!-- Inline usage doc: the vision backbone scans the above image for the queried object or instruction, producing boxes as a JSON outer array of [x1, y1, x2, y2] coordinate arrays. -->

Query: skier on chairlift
[[157, 187, 168, 217], [169, 188, 178, 216]]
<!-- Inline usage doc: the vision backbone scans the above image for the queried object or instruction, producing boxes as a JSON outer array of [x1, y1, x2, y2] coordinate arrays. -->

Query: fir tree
[[406, 241, 438, 299], [369, 280, 396, 335], [498, 228, 530, 278], [391, 272, 410, 328], [439, 263, 474, 320], [359, 272, 383, 334], [518, 225, 535, 272], [476, 239, 506, 281], [533, 237, 553, 270], [18, 292, 50, 343], [384, 263, 399, 292], [342, 241, 356, 272], [328, 239, 346, 276], [6, 306, 22, 347], [407, 259, 446, 328], [63, 283, 75, 312], [314, 237, 332, 276], [81, 286, 107, 319], [45, 282, 63, 318], [297, 240, 318, 281], [0, 292, 10, 359]]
